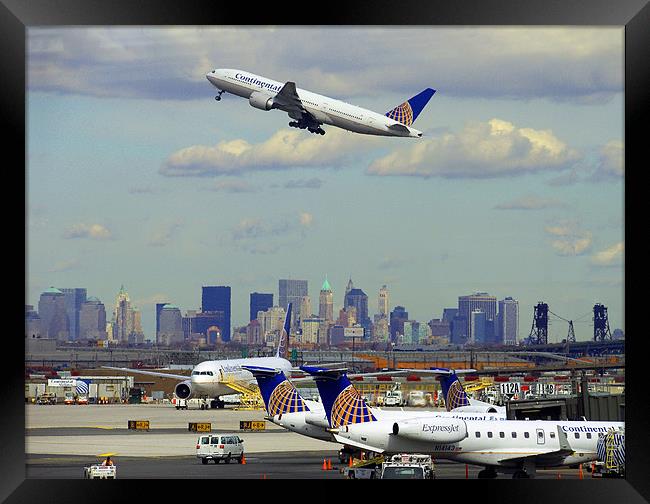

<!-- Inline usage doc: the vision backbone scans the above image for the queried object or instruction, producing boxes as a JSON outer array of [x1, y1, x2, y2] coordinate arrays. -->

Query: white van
[[196, 434, 244, 464]]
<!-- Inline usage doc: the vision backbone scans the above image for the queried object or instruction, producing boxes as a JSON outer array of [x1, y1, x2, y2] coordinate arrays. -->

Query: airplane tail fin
[[242, 365, 309, 416], [275, 303, 292, 359], [385, 88, 436, 126], [300, 366, 376, 428], [439, 371, 471, 411]]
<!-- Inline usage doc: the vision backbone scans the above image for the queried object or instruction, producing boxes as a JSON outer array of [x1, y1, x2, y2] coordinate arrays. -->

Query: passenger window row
[[473, 430, 589, 440]]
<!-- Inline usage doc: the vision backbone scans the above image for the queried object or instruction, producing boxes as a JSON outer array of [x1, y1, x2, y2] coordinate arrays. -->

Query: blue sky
[[26, 27, 624, 341]]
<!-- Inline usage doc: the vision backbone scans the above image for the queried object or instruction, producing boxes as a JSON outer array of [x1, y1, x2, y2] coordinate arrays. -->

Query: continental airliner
[[304, 367, 624, 479], [206, 69, 435, 137]]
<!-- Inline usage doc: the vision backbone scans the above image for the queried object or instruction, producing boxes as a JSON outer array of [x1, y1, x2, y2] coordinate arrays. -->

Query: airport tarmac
[[25, 404, 600, 480]]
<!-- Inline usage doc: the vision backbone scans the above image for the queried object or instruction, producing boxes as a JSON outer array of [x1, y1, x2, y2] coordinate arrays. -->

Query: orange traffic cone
[[322, 458, 327, 470], [591, 462, 595, 475], [579, 464, 583, 480], [241, 454, 246, 465], [557, 473, 561, 479], [349, 456, 353, 468], [327, 458, 333, 470]]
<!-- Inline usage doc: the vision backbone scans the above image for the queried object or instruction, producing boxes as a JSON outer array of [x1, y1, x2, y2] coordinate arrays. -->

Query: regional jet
[[305, 367, 624, 479], [206, 69, 435, 137]]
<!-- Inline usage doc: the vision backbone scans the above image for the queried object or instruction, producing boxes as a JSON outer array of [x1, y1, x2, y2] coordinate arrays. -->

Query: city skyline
[[27, 27, 624, 342], [29, 279, 621, 344]]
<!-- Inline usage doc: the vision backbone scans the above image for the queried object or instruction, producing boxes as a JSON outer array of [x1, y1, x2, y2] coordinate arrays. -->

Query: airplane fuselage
[[206, 69, 424, 138], [186, 357, 293, 399], [335, 418, 624, 474]]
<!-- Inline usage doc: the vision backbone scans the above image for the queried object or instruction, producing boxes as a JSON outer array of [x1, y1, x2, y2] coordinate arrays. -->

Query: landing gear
[[512, 470, 530, 479], [478, 468, 498, 479], [214, 90, 225, 101], [289, 121, 324, 134]]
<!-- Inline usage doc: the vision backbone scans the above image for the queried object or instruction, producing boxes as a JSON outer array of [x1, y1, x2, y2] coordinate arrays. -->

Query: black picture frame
[[5, 0, 647, 501]]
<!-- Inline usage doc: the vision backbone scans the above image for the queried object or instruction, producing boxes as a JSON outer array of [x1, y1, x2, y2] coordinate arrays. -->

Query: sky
[[26, 27, 625, 342]]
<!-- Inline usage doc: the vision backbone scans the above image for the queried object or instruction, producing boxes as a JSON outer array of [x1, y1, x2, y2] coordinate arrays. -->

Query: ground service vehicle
[[407, 390, 427, 407], [76, 395, 89, 405], [36, 393, 57, 405], [196, 434, 244, 464], [380, 454, 435, 479], [64, 392, 75, 405], [84, 465, 116, 479], [384, 390, 404, 407]]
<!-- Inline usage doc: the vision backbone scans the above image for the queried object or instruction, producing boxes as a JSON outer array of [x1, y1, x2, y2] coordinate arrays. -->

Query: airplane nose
[[206, 73, 217, 85]]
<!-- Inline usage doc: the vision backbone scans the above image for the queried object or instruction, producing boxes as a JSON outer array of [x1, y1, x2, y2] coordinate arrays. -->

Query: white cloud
[[49, 259, 80, 273], [162, 128, 378, 177], [591, 242, 624, 266], [495, 195, 566, 210], [367, 118, 580, 179], [63, 223, 112, 240], [593, 140, 624, 180], [148, 221, 183, 247], [299, 212, 313, 227], [210, 180, 256, 193], [544, 221, 593, 256], [28, 27, 622, 102]]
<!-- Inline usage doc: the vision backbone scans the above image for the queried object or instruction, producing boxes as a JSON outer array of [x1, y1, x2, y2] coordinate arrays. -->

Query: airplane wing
[[101, 366, 189, 381], [273, 81, 322, 125], [496, 426, 574, 466], [273, 81, 305, 115]]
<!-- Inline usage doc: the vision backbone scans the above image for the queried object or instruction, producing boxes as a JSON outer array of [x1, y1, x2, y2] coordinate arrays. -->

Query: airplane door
[[536, 428, 545, 445]]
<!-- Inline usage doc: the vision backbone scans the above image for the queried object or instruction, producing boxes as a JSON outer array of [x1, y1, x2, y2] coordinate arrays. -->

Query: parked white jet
[[243, 366, 506, 445], [103, 304, 294, 408], [206, 69, 435, 137], [304, 366, 624, 479]]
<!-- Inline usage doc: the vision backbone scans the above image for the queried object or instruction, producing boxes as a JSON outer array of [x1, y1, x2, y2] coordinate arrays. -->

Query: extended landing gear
[[214, 90, 225, 101], [289, 121, 325, 135], [478, 468, 498, 479], [512, 470, 530, 479]]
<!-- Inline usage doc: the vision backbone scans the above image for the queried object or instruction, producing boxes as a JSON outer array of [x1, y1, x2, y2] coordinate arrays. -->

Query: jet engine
[[392, 417, 467, 444], [304, 411, 330, 429], [249, 91, 275, 111], [174, 380, 193, 400]]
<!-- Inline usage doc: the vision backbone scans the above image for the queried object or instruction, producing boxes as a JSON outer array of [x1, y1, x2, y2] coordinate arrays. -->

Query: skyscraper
[[458, 293, 497, 343], [299, 295, 312, 327], [498, 297, 519, 345], [38, 287, 69, 341], [202, 286, 231, 342], [156, 303, 168, 339], [318, 277, 334, 324], [158, 305, 184, 346], [470, 309, 487, 344], [25, 305, 42, 339], [279, 279, 308, 328], [250, 292, 273, 322], [378, 285, 389, 318], [60, 288, 87, 341], [112, 285, 144, 344], [390, 306, 409, 342], [344, 283, 370, 337], [79, 297, 108, 340]]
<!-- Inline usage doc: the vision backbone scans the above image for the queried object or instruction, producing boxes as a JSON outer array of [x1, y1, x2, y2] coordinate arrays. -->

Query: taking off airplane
[[206, 69, 435, 137]]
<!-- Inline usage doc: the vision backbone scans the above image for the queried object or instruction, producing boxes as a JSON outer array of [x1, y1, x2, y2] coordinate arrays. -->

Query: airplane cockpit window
[[192, 371, 199, 375], [207, 371, 213, 376], [549, 432, 556, 439]]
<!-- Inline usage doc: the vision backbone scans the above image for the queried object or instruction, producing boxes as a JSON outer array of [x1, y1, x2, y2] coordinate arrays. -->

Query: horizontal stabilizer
[[387, 123, 411, 133]]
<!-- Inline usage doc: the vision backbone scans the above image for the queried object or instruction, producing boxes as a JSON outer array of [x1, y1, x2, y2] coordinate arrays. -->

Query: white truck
[[384, 390, 405, 407], [380, 454, 435, 479], [407, 390, 427, 407]]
